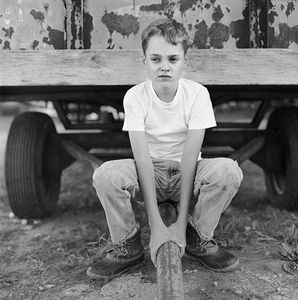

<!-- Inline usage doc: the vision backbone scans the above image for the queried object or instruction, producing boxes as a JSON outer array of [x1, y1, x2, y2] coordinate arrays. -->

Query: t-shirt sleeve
[[189, 87, 217, 130], [122, 90, 146, 131]]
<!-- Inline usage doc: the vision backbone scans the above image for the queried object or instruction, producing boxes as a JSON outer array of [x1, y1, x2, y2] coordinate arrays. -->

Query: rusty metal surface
[[0, 0, 249, 50], [268, 0, 298, 49], [0, 0, 66, 50], [249, 0, 268, 48], [85, 0, 249, 50], [1, 1, 298, 50]]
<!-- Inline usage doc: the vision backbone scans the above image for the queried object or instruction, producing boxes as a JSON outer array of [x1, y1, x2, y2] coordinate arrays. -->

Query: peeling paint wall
[[248, 0, 268, 48], [0, 0, 66, 50], [0, 0, 298, 50], [65, 0, 83, 49], [269, 0, 298, 49], [85, 0, 249, 50]]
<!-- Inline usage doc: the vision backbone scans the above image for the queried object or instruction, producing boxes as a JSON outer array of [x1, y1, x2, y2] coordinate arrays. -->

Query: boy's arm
[[169, 129, 205, 249], [178, 129, 205, 225], [129, 131, 182, 264], [128, 131, 163, 226]]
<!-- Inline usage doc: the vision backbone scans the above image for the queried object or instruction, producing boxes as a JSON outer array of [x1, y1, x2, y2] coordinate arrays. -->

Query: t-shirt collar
[[149, 80, 181, 106]]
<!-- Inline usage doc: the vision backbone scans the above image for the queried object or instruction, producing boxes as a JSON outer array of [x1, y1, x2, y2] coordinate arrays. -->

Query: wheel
[[5, 112, 62, 218], [265, 107, 298, 210]]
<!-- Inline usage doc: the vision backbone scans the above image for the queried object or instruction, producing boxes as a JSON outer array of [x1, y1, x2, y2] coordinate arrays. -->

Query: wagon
[[1, 0, 298, 219]]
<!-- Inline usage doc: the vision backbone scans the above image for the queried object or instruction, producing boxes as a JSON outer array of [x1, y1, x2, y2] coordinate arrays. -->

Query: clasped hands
[[149, 219, 186, 266]]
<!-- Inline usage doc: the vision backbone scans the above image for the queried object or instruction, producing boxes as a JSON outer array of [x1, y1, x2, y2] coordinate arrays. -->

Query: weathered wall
[[0, 0, 66, 50], [1, 0, 298, 50], [269, 0, 298, 49], [84, 0, 249, 50]]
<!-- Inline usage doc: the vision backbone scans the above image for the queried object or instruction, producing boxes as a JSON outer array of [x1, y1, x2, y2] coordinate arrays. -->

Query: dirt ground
[[1, 110, 298, 300]]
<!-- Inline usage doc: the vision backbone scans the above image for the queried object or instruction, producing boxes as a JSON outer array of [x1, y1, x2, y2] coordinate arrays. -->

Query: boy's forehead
[[146, 35, 184, 55]]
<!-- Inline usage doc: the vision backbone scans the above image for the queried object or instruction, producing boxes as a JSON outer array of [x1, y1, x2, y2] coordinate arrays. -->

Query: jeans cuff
[[189, 216, 212, 241], [113, 223, 140, 244]]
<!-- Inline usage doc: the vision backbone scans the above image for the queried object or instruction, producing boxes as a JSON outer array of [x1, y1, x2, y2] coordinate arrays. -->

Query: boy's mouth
[[158, 75, 171, 78]]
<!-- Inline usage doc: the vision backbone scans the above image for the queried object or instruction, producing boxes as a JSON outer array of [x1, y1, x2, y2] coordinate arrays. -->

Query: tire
[[5, 112, 62, 218], [265, 107, 298, 210]]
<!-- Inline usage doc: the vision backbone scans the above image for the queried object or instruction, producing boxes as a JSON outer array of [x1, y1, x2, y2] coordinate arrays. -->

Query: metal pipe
[[229, 135, 265, 164], [60, 139, 102, 170]]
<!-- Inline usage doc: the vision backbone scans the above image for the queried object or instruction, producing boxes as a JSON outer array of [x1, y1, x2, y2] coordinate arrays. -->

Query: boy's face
[[144, 35, 186, 91]]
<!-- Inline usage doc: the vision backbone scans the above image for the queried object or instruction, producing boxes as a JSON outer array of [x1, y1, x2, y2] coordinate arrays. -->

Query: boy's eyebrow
[[149, 53, 182, 57]]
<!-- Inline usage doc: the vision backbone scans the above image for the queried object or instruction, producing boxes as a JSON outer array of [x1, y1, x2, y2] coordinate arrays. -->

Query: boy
[[87, 19, 243, 279]]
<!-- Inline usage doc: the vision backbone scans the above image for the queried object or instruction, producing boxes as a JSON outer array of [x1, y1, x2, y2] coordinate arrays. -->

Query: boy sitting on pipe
[[87, 19, 243, 279]]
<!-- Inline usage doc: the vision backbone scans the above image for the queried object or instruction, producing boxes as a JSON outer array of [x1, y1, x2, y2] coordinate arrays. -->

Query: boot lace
[[194, 237, 217, 253], [99, 239, 130, 259]]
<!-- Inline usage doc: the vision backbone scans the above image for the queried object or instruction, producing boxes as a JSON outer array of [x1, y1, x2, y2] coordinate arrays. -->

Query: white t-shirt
[[122, 78, 216, 162]]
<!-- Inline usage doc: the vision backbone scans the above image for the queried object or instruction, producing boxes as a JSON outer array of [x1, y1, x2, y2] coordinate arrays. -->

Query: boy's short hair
[[141, 19, 189, 55]]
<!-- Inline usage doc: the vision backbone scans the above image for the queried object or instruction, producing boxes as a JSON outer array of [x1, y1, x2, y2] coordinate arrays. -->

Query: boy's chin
[[155, 79, 177, 88]]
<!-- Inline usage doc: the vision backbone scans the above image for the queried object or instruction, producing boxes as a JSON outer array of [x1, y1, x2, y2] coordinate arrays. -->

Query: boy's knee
[[93, 161, 120, 187], [93, 160, 136, 189], [212, 158, 243, 190]]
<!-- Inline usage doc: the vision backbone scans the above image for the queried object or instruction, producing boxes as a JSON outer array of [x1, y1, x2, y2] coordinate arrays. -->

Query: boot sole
[[185, 251, 239, 272], [86, 255, 145, 280]]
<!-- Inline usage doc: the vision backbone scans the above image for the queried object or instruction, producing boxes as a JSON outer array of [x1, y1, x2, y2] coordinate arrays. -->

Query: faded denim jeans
[[93, 157, 243, 243]]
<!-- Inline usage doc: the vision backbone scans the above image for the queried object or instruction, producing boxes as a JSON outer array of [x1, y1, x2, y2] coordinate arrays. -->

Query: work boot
[[87, 230, 144, 279], [185, 223, 239, 272]]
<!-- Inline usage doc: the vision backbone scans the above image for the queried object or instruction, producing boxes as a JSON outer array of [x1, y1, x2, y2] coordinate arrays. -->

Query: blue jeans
[[93, 157, 243, 243]]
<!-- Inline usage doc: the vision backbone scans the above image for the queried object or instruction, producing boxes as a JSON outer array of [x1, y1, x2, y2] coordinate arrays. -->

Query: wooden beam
[[1, 49, 298, 88], [157, 202, 184, 299], [157, 241, 184, 300]]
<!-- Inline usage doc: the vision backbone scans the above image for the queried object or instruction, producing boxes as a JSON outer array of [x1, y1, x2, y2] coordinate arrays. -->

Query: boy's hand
[[149, 220, 186, 266]]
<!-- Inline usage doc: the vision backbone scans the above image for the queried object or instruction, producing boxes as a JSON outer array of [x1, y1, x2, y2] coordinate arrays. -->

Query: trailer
[[1, 0, 298, 218]]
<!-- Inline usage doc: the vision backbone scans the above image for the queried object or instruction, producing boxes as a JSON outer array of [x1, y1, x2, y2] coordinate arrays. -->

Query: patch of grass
[[215, 204, 298, 263]]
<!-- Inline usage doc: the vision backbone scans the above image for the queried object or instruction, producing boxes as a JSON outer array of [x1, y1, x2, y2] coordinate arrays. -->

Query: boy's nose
[[161, 61, 170, 71]]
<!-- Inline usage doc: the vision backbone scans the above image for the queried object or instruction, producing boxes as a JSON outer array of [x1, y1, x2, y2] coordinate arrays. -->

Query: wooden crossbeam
[[1, 49, 298, 88]]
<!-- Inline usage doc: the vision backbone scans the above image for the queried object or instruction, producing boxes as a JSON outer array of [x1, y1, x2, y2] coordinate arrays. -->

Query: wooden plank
[[1, 49, 298, 87]]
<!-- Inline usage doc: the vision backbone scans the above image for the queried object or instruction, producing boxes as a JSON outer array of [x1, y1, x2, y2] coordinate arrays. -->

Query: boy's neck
[[152, 81, 179, 103]]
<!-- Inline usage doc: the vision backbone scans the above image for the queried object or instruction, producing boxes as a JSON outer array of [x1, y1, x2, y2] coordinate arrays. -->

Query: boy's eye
[[151, 57, 160, 63], [170, 57, 179, 63]]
